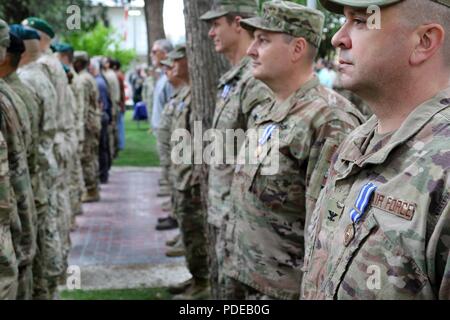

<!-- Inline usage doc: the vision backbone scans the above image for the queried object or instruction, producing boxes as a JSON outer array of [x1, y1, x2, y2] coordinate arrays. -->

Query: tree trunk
[[183, 0, 230, 211], [144, 0, 166, 65]]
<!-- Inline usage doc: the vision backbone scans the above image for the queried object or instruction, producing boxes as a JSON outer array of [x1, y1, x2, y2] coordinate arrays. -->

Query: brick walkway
[[67, 167, 190, 289]]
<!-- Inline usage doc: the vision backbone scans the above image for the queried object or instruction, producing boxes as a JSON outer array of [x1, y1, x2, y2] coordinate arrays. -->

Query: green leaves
[[63, 22, 137, 70]]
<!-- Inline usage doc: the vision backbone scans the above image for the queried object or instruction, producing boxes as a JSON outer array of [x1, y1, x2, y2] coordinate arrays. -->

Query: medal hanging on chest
[[255, 123, 277, 159], [221, 84, 232, 99], [344, 182, 377, 247], [177, 101, 185, 112]]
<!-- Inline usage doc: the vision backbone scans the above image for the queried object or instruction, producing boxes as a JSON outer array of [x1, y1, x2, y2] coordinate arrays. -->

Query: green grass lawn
[[60, 287, 173, 300], [113, 111, 160, 167]]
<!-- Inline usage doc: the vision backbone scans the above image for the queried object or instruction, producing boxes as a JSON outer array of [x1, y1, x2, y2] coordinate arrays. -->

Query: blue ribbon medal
[[255, 123, 277, 158], [343, 182, 377, 246], [221, 84, 232, 99]]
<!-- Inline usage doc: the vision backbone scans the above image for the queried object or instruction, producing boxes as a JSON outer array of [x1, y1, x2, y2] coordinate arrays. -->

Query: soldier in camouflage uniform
[[157, 46, 190, 257], [55, 44, 85, 223], [200, 0, 273, 299], [166, 47, 210, 300], [73, 51, 102, 203], [301, 0, 450, 300], [0, 25, 37, 301], [22, 17, 75, 297], [223, 1, 365, 299], [3, 30, 43, 299], [16, 25, 61, 300], [0, 19, 18, 301]]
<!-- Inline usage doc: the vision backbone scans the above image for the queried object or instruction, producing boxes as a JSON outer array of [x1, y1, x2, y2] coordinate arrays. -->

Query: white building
[[89, 0, 186, 60]]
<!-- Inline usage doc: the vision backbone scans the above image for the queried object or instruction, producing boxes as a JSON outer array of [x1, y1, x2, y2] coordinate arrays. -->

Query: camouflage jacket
[[38, 52, 76, 165], [18, 62, 59, 177], [0, 119, 18, 299], [301, 87, 450, 300], [207, 56, 272, 228], [73, 70, 101, 138], [0, 81, 37, 267], [70, 70, 85, 148], [170, 86, 198, 191], [159, 85, 184, 168], [224, 76, 364, 299], [4, 72, 40, 179]]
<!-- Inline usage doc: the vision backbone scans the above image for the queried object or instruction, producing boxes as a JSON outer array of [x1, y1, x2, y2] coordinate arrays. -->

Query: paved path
[[66, 167, 190, 290]]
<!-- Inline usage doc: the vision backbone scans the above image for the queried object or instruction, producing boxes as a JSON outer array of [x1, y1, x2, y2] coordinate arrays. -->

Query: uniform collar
[[256, 75, 320, 125], [340, 86, 450, 166], [3, 71, 19, 83], [218, 56, 251, 87]]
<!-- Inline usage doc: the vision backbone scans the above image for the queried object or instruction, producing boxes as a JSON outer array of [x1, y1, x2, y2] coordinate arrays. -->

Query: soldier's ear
[[291, 37, 307, 63], [409, 23, 445, 66], [234, 16, 243, 31]]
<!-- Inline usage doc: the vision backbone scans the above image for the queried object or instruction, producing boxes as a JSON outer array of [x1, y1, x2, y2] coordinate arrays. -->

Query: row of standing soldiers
[[0, 17, 122, 299], [152, 0, 449, 300]]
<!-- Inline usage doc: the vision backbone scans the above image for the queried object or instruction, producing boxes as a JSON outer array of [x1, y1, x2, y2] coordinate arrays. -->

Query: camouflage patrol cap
[[240, 1, 325, 48], [161, 44, 186, 67], [319, 0, 450, 14], [200, 0, 258, 21], [0, 19, 10, 49], [160, 57, 174, 68], [73, 50, 90, 63], [22, 17, 55, 39], [169, 44, 187, 60]]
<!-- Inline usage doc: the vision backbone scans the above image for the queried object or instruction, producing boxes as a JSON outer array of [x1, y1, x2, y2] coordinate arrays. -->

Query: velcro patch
[[371, 192, 416, 221]]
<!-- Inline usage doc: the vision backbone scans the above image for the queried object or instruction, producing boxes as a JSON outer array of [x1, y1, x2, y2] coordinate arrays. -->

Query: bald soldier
[[0, 19, 19, 301], [199, 0, 273, 299], [224, 1, 364, 299], [22, 16, 74, 297], [72, 51, 102, 203], [301, 0, 450, 300]]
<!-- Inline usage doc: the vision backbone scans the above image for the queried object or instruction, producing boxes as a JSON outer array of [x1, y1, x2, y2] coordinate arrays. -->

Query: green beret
[[22, 17, 55, 39], [0, 19, 10, 48], [240, 1, 325, 48], [9, 24, 41, 40], [7, 32, 25, 55], [319, 0, 450, 14], [53, 43, 74, 53], [200, 0, 258, 21]]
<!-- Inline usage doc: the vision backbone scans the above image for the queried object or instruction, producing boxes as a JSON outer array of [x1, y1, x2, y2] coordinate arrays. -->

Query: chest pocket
[[322, 211, 431, 299], [247, 130, 301, 211], [213, 83, 236, 128]]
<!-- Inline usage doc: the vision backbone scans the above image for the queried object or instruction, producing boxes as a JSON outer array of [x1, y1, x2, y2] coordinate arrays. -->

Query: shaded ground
[[60, 167, 190, 298]]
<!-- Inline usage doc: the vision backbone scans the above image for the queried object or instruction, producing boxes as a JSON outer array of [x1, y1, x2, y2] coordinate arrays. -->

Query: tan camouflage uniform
[[0, 22, 19, 299], [72, 64, 101, 198], [4, 72, 43, 299], [170, 86, 209, 285], [207, 57, 272, 299], [37, 51, 75, 295], [18, 61, 61, 299], [301, 88, 450, 300], [223, 1, 365, 299], [199, 0, 273, 300]]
